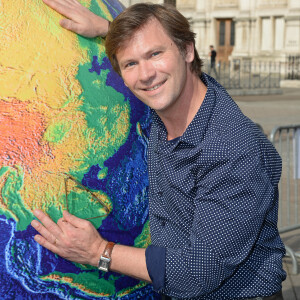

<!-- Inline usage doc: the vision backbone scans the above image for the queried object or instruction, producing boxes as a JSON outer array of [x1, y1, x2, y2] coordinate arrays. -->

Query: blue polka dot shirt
[[145, 73, 286, 299]]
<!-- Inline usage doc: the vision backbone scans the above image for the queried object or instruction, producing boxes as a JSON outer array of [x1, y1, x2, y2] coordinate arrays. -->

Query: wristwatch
[[98, 241, 115, 272]]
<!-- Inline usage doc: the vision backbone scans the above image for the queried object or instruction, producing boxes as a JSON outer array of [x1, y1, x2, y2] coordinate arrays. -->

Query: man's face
[[116, 18, 194, 115]]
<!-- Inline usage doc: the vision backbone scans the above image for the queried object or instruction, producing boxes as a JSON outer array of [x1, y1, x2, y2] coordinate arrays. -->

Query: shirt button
[[158, 191, 163, 197], [161, 220, 166, 226]]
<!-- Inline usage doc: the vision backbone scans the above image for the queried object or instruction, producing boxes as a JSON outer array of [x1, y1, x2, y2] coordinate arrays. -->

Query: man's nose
[[138, 60, 156, 83]]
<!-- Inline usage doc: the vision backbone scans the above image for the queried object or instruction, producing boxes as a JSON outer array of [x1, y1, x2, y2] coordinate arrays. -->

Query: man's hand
[[43, 0, 110, 37], [31, 209, 106, 267]]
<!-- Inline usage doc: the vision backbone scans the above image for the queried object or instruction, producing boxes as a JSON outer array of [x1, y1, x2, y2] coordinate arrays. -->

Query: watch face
[[98, 256, 111, 272]]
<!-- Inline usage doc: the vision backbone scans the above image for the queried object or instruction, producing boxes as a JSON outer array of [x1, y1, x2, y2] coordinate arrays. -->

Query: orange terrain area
[[0, 99, 49, 170]]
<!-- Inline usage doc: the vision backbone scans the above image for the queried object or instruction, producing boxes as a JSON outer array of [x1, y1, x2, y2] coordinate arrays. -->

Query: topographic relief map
[[0, 0, 157, 298]]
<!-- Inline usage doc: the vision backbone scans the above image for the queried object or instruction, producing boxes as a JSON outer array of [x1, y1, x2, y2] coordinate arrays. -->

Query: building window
[[275, 17, 284, 51], [219, 21, 226, 46], [261, 17, 272, 51], [230, 21, 235, 46], [164, 0, 176, 6]]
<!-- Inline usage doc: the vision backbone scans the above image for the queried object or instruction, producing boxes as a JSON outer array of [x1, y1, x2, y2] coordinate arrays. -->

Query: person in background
[[32, 1, 286, 299], [209, 45, 218, 78]]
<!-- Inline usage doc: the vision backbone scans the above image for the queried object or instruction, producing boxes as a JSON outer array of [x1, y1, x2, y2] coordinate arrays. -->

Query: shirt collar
[[179, 73, 216, 147], [151, 73, 216, 149]]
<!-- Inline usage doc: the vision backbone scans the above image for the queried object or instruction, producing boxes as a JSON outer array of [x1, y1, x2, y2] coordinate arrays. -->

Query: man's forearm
[[32, 210, 151, 283], [93, 242, 152, 282], [111, 245, 151, 282]]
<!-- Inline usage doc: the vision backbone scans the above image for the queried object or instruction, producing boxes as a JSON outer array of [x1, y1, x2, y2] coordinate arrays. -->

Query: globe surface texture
[[0, 0, 156, 298]]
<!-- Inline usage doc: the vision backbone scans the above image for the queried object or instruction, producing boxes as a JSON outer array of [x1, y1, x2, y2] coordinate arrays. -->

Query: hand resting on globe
[[31, 209, 106, 267], [43, 0, 110, 37]]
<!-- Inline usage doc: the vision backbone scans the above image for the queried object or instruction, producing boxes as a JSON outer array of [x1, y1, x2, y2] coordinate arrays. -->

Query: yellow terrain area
[[0, 0, 114, 215]]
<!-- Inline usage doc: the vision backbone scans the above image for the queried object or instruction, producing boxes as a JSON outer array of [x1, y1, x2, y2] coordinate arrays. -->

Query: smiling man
[[106, 13, 207, 141], [32, 2, 286, 299]]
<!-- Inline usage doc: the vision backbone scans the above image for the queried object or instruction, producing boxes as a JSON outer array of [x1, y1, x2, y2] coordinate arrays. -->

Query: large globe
[[0, 0, 156, 298]]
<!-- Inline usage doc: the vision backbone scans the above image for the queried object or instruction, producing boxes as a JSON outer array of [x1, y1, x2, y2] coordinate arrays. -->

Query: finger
[[34, 234, 61, 255], [70, 0, 86, 8], [57, 217, 73, 229], [63, 210, 87, 228], [57, 217, 68, 224], [31, 219, 57, 244], [33, 209, 63, 236], [59, 19, 81, 34], [43, 0, 68, 14], [43, 0, 78, 19]]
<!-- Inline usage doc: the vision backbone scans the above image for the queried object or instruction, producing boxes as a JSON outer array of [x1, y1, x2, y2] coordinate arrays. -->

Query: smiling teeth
[[146, 83, 162, 91]]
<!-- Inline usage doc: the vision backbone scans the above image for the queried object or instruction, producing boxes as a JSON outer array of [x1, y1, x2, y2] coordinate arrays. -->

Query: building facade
[[121, 0, 300, 64]]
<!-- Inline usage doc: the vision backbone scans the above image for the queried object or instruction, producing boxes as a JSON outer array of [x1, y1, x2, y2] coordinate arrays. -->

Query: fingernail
[[33, 209, 41, 216], [31, 220, 37, 227], [34, 236, 41, 242]]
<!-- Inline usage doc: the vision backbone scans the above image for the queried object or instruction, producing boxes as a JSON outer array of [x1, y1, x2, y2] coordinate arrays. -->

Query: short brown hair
[[105, 3, 203, 76]]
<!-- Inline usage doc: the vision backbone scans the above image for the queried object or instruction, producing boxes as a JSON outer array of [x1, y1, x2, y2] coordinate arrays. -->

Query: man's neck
[[157, 73, 207, 141]]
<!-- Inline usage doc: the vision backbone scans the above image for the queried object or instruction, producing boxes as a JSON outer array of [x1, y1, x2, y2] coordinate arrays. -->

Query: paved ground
[[234, 88, 300, 136], [233, 88, 300, 300]]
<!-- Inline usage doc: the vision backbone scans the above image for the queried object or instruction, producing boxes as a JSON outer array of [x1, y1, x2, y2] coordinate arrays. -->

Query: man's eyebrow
[[119, 58, 136, 68], [142, 46, 166, 59], [119, 45, 166, 68], [146, 45, 165, 54]]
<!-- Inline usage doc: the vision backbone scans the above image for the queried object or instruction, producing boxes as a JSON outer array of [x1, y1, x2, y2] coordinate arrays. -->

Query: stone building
[[121, 0, 300, 64]]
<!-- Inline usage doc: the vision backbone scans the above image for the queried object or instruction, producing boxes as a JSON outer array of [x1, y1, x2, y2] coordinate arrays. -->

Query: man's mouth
[[143, 80, 166, 91]]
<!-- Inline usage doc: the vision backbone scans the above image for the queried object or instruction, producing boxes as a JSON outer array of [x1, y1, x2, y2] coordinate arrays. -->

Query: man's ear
[[185, 42, 195, 63]]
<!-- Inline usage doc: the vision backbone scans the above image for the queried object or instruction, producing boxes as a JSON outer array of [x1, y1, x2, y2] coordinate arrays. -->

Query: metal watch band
[[98, 242, 115, 272]]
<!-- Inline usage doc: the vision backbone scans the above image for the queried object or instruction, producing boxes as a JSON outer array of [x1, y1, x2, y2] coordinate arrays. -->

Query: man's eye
[[152, 51, 161, 57], [125, 62, 136, 68]]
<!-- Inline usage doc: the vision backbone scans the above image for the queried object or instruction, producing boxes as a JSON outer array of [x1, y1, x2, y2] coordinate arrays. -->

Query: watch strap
[[98, 241, 115, 272], [103, 241, 115, 259]]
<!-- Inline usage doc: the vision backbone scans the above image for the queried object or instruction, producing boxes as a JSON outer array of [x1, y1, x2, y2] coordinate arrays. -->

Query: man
[[32, 2, 286, 299], [209, 45, 218, 78]]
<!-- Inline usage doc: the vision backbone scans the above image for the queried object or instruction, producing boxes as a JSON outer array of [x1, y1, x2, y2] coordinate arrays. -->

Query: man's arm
[[31, 210, 151, 282], [43, 0, 110, 37], [160, 147, 279, 298]]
